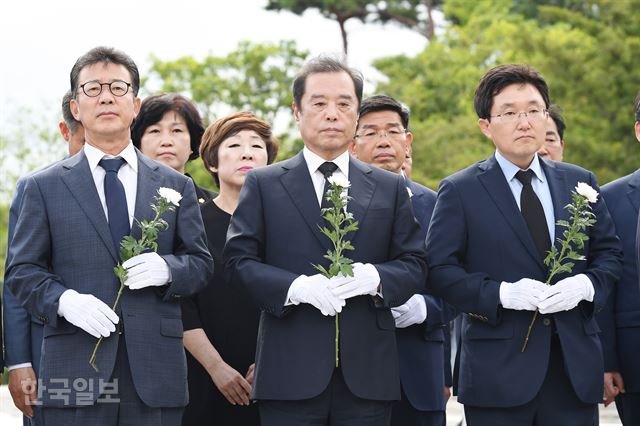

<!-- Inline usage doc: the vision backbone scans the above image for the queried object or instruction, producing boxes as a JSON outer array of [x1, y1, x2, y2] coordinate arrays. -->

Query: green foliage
[[375, 0, 640, 187], [266, 0, 443, 55], [313, 182, 358, 279], [147, 40, 308, 125], [544, 190, 596, 283]]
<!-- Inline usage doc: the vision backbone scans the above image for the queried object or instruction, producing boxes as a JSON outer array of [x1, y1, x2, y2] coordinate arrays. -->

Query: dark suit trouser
[[464, 335, 597, 426], [615, 392, 640, 425], [391, 389, 445, 426], [41, 335, 183, 426], [259, 367, 392, 426]]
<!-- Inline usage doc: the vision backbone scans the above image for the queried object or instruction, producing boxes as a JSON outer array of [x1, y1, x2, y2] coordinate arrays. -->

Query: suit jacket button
[[542, 318, 551, 326]]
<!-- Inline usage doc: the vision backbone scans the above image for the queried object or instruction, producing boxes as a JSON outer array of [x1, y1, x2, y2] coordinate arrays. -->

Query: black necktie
[[99, 158, 130, 256], [318, 161, 339, 210], [515, 170, 551, 260]]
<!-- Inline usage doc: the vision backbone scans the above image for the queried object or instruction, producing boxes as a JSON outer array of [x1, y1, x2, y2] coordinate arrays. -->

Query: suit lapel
[[541, 160, 570, 255], [626, 170, 640, 214], [346, 157, 375, 242], [132, 152, 161, 241], [61, 152, 119, 263], [477, 155, 545, 270], [280, 152, 331, 250], [406, 180, 426, 218]]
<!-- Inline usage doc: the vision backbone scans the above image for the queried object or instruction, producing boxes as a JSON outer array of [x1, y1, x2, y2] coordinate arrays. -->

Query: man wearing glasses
[[5, 46, 212, 426], [426, 64, 622, 425], [350, 95, 456, 426]]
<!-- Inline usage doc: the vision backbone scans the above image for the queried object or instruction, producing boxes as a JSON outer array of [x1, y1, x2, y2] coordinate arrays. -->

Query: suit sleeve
[[374, 175, 429, 308], [3, 178, 34, 365], [580, 172, 623, 317], [596, 186, 623, 372], [224, 172, 298, 317], [160, 177, 214, 300], [422, 295, 458, 331], [426, 178, 502, 325], [5, 176, 67, 328]]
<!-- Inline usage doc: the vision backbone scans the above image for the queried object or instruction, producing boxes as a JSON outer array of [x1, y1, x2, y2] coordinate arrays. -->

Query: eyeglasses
[[355, 128, 407, 141], [490, 108, 548, 123], [78, 80, 132, 97]]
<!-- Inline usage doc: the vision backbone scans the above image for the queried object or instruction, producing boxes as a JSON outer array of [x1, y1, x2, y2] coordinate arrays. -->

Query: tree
[[374, 0, 640, 188], [265, 0, 443, 56], [0, 107, 65, 274], [147, 40, 308, 125]]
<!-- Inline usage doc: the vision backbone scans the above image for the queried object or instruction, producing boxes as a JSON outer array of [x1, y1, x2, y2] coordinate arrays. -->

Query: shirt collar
[[84, 142, 138, 173], [494, 150, 545, 184], [303, 146, 350, 178]]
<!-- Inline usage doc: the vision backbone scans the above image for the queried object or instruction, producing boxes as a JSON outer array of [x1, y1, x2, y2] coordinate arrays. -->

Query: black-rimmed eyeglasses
[[78, 80, 132, 97]]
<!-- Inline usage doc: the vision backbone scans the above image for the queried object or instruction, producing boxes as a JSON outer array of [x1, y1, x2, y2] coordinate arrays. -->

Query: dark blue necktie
[[99, 158, 130, 257]]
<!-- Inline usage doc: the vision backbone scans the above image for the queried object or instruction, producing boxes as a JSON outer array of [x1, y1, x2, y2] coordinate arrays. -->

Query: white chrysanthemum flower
[[575, 182, 598, 203], [158, 187, 182, 206], [328, 175, 351, 188]]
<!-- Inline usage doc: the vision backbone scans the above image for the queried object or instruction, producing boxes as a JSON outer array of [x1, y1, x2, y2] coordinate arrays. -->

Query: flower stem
[[89, 275, 126, 372], [521, 195, 586, 353]]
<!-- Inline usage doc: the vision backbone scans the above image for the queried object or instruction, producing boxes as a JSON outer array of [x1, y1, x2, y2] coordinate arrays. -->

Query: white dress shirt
[[495, 150, 555, 243], [302, 147, 350, 207]]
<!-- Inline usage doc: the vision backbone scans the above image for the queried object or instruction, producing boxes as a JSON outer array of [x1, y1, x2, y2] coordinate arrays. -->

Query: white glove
[[391, 294, 427, 328], [288, 274, 347, 316], [57, 289, 119, 338], [538, 274, 594, 314], [499, 278, 548, 311], [329, 263, 380, 300], [123, 252, 171, 290]]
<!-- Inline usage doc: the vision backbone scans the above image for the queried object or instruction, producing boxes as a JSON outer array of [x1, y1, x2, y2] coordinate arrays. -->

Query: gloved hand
[[288, 274, 347, 316], [499, 278, 547, 311], [57, 289, 119, 338], [123, 252, 171, 290], [538, 274, 594, 314], [391, 294, 427, 328], [329, 263, 380, 300]]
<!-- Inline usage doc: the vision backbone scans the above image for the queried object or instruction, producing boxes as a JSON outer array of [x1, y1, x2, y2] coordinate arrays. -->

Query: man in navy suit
[[3, 90, 84, 426], [426, 64, 622, 425], [5, 47, 212, 426], [350, 95, 455, 426], [224, 57, 427, 426], [598, 92, 640, 425]]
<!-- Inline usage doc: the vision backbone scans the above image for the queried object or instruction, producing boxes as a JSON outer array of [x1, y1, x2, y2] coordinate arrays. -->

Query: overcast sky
[[0, 0, 428, 129]]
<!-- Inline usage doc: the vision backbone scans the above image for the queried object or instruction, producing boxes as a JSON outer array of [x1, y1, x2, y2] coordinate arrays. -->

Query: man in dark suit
[[3, 90, 85, 426], [426, 64, 622, 425], [224, 57, 427, 426], [597, 92, 640, 425], [350, 95, 455, 426], [5, 46, 212, 426]]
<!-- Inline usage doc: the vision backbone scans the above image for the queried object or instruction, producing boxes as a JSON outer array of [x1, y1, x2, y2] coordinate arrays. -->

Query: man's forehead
[[358, 110, 403, 128], [304, 72, 356, 96], [493, 83, 544, 106], [78, 62, 130, 80]]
